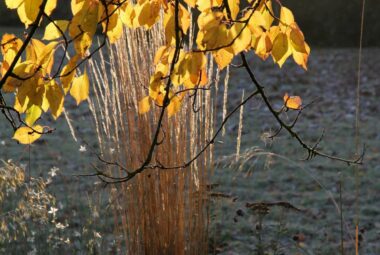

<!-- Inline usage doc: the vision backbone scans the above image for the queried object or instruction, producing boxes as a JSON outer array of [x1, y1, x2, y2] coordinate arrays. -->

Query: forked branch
[[240, 52, 364, 165]]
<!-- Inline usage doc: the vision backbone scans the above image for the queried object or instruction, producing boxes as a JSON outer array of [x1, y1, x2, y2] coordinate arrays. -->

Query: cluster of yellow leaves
[[0, 33, 91, 144], [5, 0, 57, 27], [1, 0, 101, 144], [139, 46, 208, 117], [1, 35, 61, 123], [269, 7, 310, 69], [138, 1, 195, 116], [197, 2, 310, 70], [140, 0, 310, 115], [1, 0, 310, 143]]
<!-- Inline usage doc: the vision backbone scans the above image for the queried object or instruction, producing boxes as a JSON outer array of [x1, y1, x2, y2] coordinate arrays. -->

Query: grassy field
[[209, 48, 380, 254], [1, 48, 379, 254]]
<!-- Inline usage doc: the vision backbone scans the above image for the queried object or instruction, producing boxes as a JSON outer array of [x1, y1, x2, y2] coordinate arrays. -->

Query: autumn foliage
[[0, 0, 309, 144]]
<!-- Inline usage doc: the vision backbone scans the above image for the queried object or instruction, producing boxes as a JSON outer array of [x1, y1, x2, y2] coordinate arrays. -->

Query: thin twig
[[240, 52, 363, 165]]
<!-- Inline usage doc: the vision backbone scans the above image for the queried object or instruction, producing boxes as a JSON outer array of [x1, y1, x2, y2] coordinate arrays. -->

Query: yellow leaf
[[258, 0, 274, 30], [229, 23, 251, 55], [196, 11, 228, 50], [180, 4, 190, 34], [71, 0, 85, 15], [280, 6, 294, 26], [186, 52, 207, 72], [155, 62, 169, 77], [1, 34, 23, 55], [60, 55, 79, 94], [138, 96, 151, 114], [44, 0, 57, 16], [46, 81, 64, 119], [196, 0, 222, 11], [14, 95, 29, 113], [120, 2, 136, 28], [135, 0, 160, 28], [149, 79, 167, 107], [199, 68, 209, 86], [1, 48, 16, 71], [149, 72, 165, 100], [3, 61, 35, 90], [293, 42, 310, 70], [154, 46, 170, 65], [283, 93, 302, 110], [14, 78, 41, 114], [227, 0, 239, 20], [25, 104, 42, 126], [18, 0, 43, 26], [247, 11, 267, 33], [254, 33, 272, 60], [69, 0, 99, 37], [184, 52, 207, 85], [73, 32, 92, 56], [13, 125, 44, 144], [197, 10, 222, 31], [170, 51, 187, 86], [26, 79, 46, 106], [26, 39, 43, 63], [167, 96, 182, 117], [184, 66, 209, 88], [213, 47, 234, 70], [163, 7, 176, 45], [289, 23, 307, 53], [69, 0, 99, 54], [70, 70, 89, 105], [102, 9, 123, 43], [41, 91, 50, 112], [27, 39, 58, 73], [268, 25, 280, 41], [164, 3, 190, 45], [43, 20, 69, 41], [5, 0, 23, 9], [272, 32, 291, 67], [199, 26, 229, 51], [107, 19, 123, 44]]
